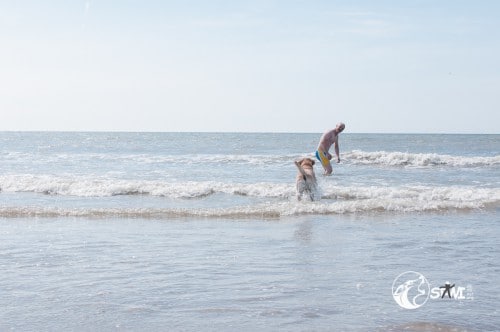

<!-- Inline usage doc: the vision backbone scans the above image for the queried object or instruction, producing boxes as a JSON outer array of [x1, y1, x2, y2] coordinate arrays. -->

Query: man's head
[[336, 122, 345, 133]]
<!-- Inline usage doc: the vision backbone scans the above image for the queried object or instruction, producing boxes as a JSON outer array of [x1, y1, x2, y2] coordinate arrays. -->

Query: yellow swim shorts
[[315, 149, 330, 169]]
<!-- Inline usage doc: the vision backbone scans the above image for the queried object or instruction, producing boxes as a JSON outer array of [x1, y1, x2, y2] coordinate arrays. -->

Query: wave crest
[[1, 194, 497, 219], [1, 180, 499, 218], [345, 150, 500, 167], [0, 175, 293, 199]]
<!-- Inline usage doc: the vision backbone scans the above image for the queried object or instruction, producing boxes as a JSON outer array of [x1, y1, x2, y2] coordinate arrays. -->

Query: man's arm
[[334, 139, 340, 163]]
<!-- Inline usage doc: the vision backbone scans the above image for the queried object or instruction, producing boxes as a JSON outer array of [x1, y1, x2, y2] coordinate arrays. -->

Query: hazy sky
[[1, 1, 499, 133]]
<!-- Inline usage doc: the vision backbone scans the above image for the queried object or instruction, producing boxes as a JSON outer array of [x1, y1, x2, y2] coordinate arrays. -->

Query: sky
[[0, 0, 499, 133]]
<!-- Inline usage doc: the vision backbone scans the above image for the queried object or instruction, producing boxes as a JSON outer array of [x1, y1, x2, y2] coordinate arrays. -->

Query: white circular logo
[[392, 271, 430, 309]]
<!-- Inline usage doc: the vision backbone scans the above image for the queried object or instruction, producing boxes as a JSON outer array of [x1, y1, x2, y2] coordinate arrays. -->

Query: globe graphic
[[392, 271, 430, 309]]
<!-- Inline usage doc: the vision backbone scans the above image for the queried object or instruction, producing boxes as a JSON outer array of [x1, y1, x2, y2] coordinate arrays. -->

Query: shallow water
[[0, 132, 499, 330], [1, 212, 499, 331], [1, 133, 499, 217]]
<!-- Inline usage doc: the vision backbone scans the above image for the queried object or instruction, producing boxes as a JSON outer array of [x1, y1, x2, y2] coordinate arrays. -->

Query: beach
[[1, 132, 499, 331]]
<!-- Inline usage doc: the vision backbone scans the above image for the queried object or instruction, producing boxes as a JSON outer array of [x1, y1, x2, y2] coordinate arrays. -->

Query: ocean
[[0, 132, 499, 331]]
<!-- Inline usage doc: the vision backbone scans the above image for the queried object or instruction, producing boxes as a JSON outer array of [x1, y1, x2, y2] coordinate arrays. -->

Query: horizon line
[[0, 130, 498, 135]]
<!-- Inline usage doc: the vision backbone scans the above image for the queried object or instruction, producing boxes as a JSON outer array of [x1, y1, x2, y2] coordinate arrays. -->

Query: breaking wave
[[0, 175, 292, 198], [1, 195, 498, 219], [6, 151, 499, 168], [1, 175, 499, 218], [344, 150, 500, 167]]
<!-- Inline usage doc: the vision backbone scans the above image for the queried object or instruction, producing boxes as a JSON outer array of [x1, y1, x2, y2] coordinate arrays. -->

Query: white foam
[[345, 150, 500, 167], [5, 150, 499, 168], [1, 175, 499, 217], [0, 191, 497, 218], [0, 174, 294, 198]]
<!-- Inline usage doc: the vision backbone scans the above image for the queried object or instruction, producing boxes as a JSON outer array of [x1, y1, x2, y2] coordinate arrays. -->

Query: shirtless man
[[315, 123, 345, 175]]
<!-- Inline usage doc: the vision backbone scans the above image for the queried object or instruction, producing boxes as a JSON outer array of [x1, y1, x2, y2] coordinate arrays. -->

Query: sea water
[[0, 132, 499, 331]]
